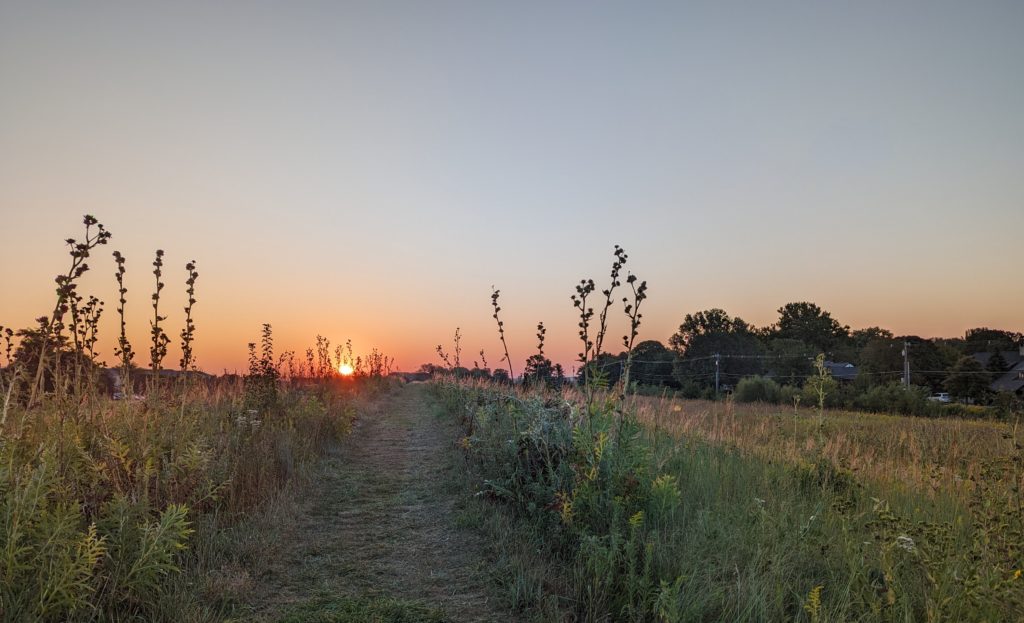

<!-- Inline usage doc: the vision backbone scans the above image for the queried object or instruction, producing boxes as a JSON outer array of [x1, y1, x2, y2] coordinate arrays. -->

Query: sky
[[1, 1, 1022, 374]]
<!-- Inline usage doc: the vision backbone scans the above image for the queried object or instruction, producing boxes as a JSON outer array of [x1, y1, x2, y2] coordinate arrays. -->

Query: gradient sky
[[1, 1, 1022, 374]]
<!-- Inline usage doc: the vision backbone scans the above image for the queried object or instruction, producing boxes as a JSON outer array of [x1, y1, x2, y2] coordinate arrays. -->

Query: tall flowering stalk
[[28, 215, 111, 407], [491, 288, 514, 380], [149, 250, 170, 382], [179, 260, 199, 372], [113, 251, 135, 394], [619, 272, 648, 400]]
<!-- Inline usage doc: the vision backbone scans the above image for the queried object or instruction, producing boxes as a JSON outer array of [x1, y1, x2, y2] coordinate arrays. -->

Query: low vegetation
[[0, 216, 388, 622], [437, 245, 1024, 622]]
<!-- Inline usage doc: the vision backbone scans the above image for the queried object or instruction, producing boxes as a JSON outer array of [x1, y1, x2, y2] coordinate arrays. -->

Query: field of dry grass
[[629, 395, 1017, 496]]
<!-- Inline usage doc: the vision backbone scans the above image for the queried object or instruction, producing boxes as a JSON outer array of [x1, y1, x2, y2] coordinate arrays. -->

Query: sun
[[338, 363, 354, 377]]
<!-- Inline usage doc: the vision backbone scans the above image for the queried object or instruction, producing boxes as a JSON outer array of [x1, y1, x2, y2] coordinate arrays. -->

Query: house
[[972, 348, 1024, 369], [991, 361, 1024, 396], [824, 361, 858, 382], [972, 346, 1024, 396]]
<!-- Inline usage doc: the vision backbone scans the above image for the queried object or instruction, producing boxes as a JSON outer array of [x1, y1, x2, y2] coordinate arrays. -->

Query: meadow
[[0, 216, 390, 622], [438, 378, 1023, 621], [3, 221, 1022, 623], [434, 246, 1024, 622]]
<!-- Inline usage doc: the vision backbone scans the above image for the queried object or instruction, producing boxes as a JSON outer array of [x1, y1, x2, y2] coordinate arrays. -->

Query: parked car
[[928, 392, 951, 403]]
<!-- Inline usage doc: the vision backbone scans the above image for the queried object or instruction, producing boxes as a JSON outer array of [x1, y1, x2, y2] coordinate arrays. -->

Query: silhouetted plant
[[69, 294, 104, 395], [28, 215, 111, 406], [245, 324, 279, 412], [453, 327, 462, 368], [364, 348, 393, 377], [573, 245, 629, 402], [594, 245, 627, 359], [491, 288, 514, 380], [436, 327, 462, 371], [619, 271, 648, 398], [149, 250, 170, 380], [112, 250, 135, 392], [572, 278, 596, 387], [523, 321, 555, 386], [1, 326, 13, 366], [315, 335, 331, 378], [179, 260, 199, 372], [436, 344, 453, 369], [278, 350, 296, 380]]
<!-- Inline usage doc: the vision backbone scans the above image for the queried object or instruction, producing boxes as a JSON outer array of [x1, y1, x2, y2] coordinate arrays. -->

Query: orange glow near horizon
[[338, 363, 354, 376]]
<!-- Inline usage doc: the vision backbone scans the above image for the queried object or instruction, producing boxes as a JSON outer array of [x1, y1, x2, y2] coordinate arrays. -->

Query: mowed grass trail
[[246, 384, 502, 622]]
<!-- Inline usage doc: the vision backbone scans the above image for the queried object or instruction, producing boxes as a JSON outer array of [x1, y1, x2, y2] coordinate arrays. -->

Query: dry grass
[[628, 395, 1015, 496]]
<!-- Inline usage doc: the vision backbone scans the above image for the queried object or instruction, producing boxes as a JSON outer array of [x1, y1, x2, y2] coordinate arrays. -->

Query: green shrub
[[854, 383, 931, 415], [733, 376, 782, 403]]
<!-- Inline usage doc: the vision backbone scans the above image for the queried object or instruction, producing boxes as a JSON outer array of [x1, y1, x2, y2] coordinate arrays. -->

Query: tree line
[[426, 302, 1022, 417]]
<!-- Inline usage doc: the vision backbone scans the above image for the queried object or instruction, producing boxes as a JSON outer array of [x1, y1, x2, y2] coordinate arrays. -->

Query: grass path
[[248, 384, 501, 622]]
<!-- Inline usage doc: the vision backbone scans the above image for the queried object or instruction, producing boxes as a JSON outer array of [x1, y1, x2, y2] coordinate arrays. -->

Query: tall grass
[[439, 245, 1024, 622], [0, 216, 383, 622]]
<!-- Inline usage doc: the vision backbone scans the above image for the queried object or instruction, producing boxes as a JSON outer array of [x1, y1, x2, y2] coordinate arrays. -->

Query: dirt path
[[247, 383, 501, 622]]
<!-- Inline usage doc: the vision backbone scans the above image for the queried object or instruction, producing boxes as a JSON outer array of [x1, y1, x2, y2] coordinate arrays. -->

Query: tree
[[669, 309, 764, 389], [945, 356, 991, 403], [10, 319, 102, 398], [628, 340, 676, 387], [523, 354, 555, 386], [851, 326, 894, 348], [986, 350, 1009, 375], [834, 326, 894, 363], [858, 337, 903, 384], [859, 336, 950, 392], [772, 302, 849, 355], [577, 352, 624, 387], [963, 328, 1023, 354], [766, 338, 813, 386]]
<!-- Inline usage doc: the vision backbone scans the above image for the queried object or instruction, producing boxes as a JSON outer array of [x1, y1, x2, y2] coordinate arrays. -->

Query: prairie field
[[2, 218, 1023, 623], [628, 395, 1016, 495], [5, 3, 1024, 621], [439, 377, 1024, 622]]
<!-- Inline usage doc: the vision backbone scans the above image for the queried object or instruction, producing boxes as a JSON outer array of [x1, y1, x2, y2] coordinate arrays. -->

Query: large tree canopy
[[945, 356, 992, 403], [771, 302, 850, 355], [766, 338, 814, 386], [669, 309, 764, 389], [963, 328, 1023, 354], [859, 335, 953, 392], [627, 340, 676, 387]]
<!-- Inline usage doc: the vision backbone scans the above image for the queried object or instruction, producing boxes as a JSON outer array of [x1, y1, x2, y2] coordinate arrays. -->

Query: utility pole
[[902, 341, 910, 387], [715, 353, 721, 398]]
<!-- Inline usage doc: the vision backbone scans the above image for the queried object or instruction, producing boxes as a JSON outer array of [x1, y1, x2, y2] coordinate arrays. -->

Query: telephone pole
[[715, 353, 721, 397], [902, 341, 910, 387]]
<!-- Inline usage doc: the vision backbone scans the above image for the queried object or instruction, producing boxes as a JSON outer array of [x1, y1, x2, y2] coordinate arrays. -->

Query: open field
[[5, 3, 1024, 620], [438, 377, 1024, 621], [628, 395, 1017, 495]]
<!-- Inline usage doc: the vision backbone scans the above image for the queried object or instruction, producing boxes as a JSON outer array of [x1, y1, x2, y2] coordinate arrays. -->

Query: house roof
[[991, 360, 1024, 393], [824, 360, 858, 381], [973, 350, 1024, 368]]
